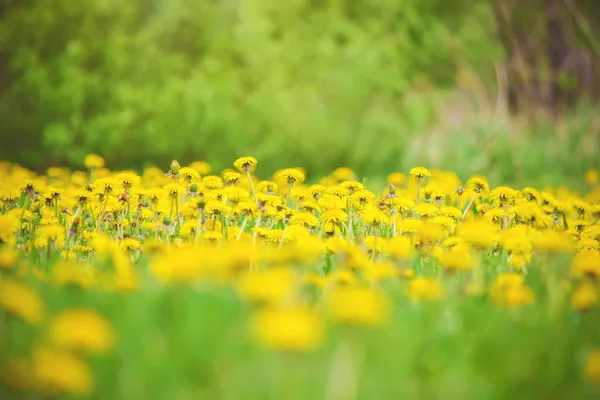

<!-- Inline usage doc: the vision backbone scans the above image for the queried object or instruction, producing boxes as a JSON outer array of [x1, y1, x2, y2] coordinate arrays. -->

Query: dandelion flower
[[409, 167, 431, 182], [84, 154, 105, 169], [234, 157, 258, 173], [48, 309, 115, 354], [326, 286, 391, 326], [252, 307, 323, 351], [277, 168, 305, 185], [0, 279, 44, 325]]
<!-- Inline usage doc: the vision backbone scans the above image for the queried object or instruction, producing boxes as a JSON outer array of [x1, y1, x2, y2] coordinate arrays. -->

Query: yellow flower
[[490, 186, 518, 205], [326, 286, 391, 326], [491, 273, 535, 308], [438, 243, 474, 271], [339, 180, 364, 193], [362, 207, 389, 226], [48, 308, 115, 354], [151, 248, 203, 284], [364, 236, 388, 254], [467, 176, 489, 193], [84, 153, 105, 169], [321, 208, 348, 225], [409, 167, 431, 182], [521, 187, 541, 203], [439, 206, 462, 220], [180, 167, 200, 182], [234, 156, 258, 173], [408, 277, 444, 302], [32, 348, 94, 396], [290, 212, 319, 229], [203, 175, 224, 190], [116, 172, 141, 189], [190, 161, 212, 176], [0, 247, 18, 270], [415, 203, 439, 218], [585, 169, 599, 185], [387, 172, 405, 185], [51, 260, 96, 288], [363, 261, 398, 282], [326, 237, 351, 254], [396, 218, 422, 234], [572, 251, 600, 278], [164, 183, 185, 197], [237, 267, 296, 304], [204, 230, 223, 242], [332, 167, 354, 181], [577, 238, 599, 252], [252, 307, 323, 351], [585, 350, 600, 383], [458, 220, 499, 249], [223, 171, 241, 185], [204, 200, 230, 216], [277, 168, 306, 184], [571, 282, 598, 310], [0, 279, 44, 324], [502, 235, 532, 255], [120, 237, 141, 252], [387, 236, 413, 259]]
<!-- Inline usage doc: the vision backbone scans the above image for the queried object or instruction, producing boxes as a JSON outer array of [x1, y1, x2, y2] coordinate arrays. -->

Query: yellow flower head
[[84, 154, 105, 169], [490, 186, 518, 205], [0, 279, 44, 324], [204, 200, 230, 217], [491, 273, 535, 308], [415, 203, 439, 218], [251, 307, 323, 351], [571, 282, 598, 311], [467, 176, 489, 193], [339, 180, 364, 193], [32, 348, 94, 396], [409, 167, 431, 182], [234, 156, 258, 173], [326, 286, 391, 326], [321, 208, 348, 225], [585, 169, 599, 185], [180, 167, 200, 182], [203, 175, 224, 190], [585, 350, 600, 383], [276, 168, 306, 185], [48, 308, 116, 354], [438, 244, 474, 271], [458, 220, 499, 249], [237, 267, 296, 304], [408, 277, 444, 302], [290, 212, 319, 229], [190, 161, 211, 176], [223, 171, 242, 185], [362, 207, 389, 226], [116, 172, 141, 189], [333, 167, 355, 181], [387, 172, 406, 186]]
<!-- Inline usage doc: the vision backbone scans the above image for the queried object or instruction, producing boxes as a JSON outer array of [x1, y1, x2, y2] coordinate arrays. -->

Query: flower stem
[[462, 194, 477, 220], [247, 170, 258, 206]]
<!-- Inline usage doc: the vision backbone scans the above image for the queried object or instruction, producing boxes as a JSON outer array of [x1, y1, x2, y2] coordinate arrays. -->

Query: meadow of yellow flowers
[[1, 155, 600, 399]]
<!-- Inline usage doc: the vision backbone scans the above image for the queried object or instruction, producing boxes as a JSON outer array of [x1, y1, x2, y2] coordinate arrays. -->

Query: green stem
[[247, 170, 258, 206], [461, 194, 477, 220]]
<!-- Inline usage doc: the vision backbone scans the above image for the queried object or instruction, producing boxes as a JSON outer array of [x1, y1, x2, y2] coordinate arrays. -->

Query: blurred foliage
[[0, 0, 500, 174], [0, 0, 597, 183]]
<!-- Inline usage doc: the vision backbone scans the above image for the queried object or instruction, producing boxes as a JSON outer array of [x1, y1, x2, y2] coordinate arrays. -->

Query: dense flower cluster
[[1, 156, 600, 397]]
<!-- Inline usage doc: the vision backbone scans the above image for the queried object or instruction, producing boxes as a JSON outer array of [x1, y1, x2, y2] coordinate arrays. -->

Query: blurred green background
[[0, 0, 599, 184]]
